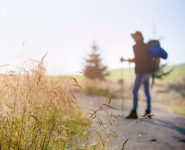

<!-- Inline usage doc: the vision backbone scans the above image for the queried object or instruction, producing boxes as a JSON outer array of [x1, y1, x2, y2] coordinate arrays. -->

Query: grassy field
[[107, 64, 185, 82], [71, 64, 185, 83]]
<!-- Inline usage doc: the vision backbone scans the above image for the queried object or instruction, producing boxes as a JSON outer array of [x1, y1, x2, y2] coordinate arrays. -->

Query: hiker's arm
[[128, 58, 135, 63], [120, 57, 135, 63]]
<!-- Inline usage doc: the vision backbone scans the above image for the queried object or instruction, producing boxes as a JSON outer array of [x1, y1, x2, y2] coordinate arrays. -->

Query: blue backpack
[[147, 40, 170, 85], [147, 40, 168, 59], [146, 40, 168, 73]]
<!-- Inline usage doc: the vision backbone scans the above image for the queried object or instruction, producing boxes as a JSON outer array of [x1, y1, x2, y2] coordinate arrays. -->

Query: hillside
[[107, 64, 185, 82]]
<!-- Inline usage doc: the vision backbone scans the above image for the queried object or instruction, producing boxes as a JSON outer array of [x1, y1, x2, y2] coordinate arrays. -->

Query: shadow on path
[[142, 119, 185, 136]]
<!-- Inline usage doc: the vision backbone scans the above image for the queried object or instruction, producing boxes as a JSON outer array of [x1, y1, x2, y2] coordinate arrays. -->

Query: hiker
[[125, 31, 154, 119]]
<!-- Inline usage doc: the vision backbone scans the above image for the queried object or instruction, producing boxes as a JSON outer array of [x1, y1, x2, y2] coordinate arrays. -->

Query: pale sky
[[0, 0, 185, 75]]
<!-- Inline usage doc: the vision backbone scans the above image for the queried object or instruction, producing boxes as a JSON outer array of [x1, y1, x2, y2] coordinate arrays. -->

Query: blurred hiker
[[125, 31, 154, 119]]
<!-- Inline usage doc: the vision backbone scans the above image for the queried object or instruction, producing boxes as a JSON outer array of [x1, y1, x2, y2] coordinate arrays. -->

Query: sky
[[0, 0, 185, 75]]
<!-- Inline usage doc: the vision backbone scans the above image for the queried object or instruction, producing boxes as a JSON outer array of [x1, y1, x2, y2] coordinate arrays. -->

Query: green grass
[[106, 68, 135, 82], [107, 64, 185, 82], [69, 64, 185, 83], [162, 64, 185, 82]]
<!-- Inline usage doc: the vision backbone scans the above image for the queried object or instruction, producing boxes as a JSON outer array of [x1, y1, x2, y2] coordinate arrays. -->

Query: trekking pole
[[128, 61, 134, 88], [120, 58, 132, 115], [120, 57, 125, 114]]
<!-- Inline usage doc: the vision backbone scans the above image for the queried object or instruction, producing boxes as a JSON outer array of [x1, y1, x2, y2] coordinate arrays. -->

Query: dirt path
[[76, 93, 185, 150]]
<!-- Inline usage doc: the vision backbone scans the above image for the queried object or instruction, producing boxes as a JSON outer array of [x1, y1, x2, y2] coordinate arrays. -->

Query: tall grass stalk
[[0, 57, 90, 149], [0, 55, 122, 150]]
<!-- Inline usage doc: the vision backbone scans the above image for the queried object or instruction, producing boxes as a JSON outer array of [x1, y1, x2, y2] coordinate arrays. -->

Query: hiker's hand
[[128, 58, 135, 63], [120, 57, 124, 62], [128, 59, 132, 62]]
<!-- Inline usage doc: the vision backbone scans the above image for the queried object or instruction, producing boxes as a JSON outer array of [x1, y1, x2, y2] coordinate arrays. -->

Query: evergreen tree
[[151, 61, 173, 86], [84, 44, 109, 80]]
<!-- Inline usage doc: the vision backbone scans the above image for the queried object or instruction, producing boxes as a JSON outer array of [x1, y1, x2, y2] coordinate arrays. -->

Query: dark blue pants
[[132, 73, 151, 111]]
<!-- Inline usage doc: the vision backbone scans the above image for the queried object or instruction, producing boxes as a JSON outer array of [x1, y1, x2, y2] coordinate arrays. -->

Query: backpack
[[146, 40, 168, 73], [147, 40, 169, 85], [147, 40, 168, 59]]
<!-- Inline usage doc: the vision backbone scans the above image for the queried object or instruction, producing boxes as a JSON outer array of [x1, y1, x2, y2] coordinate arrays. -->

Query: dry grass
[[0, 56, 90, 149], [76, 79, 119, 98], [0, 55, 123, 150]]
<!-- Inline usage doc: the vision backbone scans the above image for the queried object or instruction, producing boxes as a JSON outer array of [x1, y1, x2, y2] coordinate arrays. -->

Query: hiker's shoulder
[[133, 42, 147, 49]]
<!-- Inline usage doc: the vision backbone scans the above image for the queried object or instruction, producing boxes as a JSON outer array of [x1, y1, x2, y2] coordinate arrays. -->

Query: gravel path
[[76, 93, 185, 150]]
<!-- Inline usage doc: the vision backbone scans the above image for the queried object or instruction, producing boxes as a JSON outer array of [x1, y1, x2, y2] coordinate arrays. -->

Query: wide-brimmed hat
[[131, 31, 143, 40]]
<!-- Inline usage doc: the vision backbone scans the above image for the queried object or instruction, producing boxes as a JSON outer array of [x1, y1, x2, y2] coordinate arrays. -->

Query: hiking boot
[[125, 110, 137, 119], [143, 109, 152, 119]]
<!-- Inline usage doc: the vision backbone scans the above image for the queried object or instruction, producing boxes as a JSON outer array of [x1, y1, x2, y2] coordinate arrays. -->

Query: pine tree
[[151, 62, 173, 86], [84, 44, 109, 80]]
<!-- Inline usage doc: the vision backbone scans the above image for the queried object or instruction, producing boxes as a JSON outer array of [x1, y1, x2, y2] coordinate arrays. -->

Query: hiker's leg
[[143, 75, 151, 111], [132, 74, 142, 111]]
